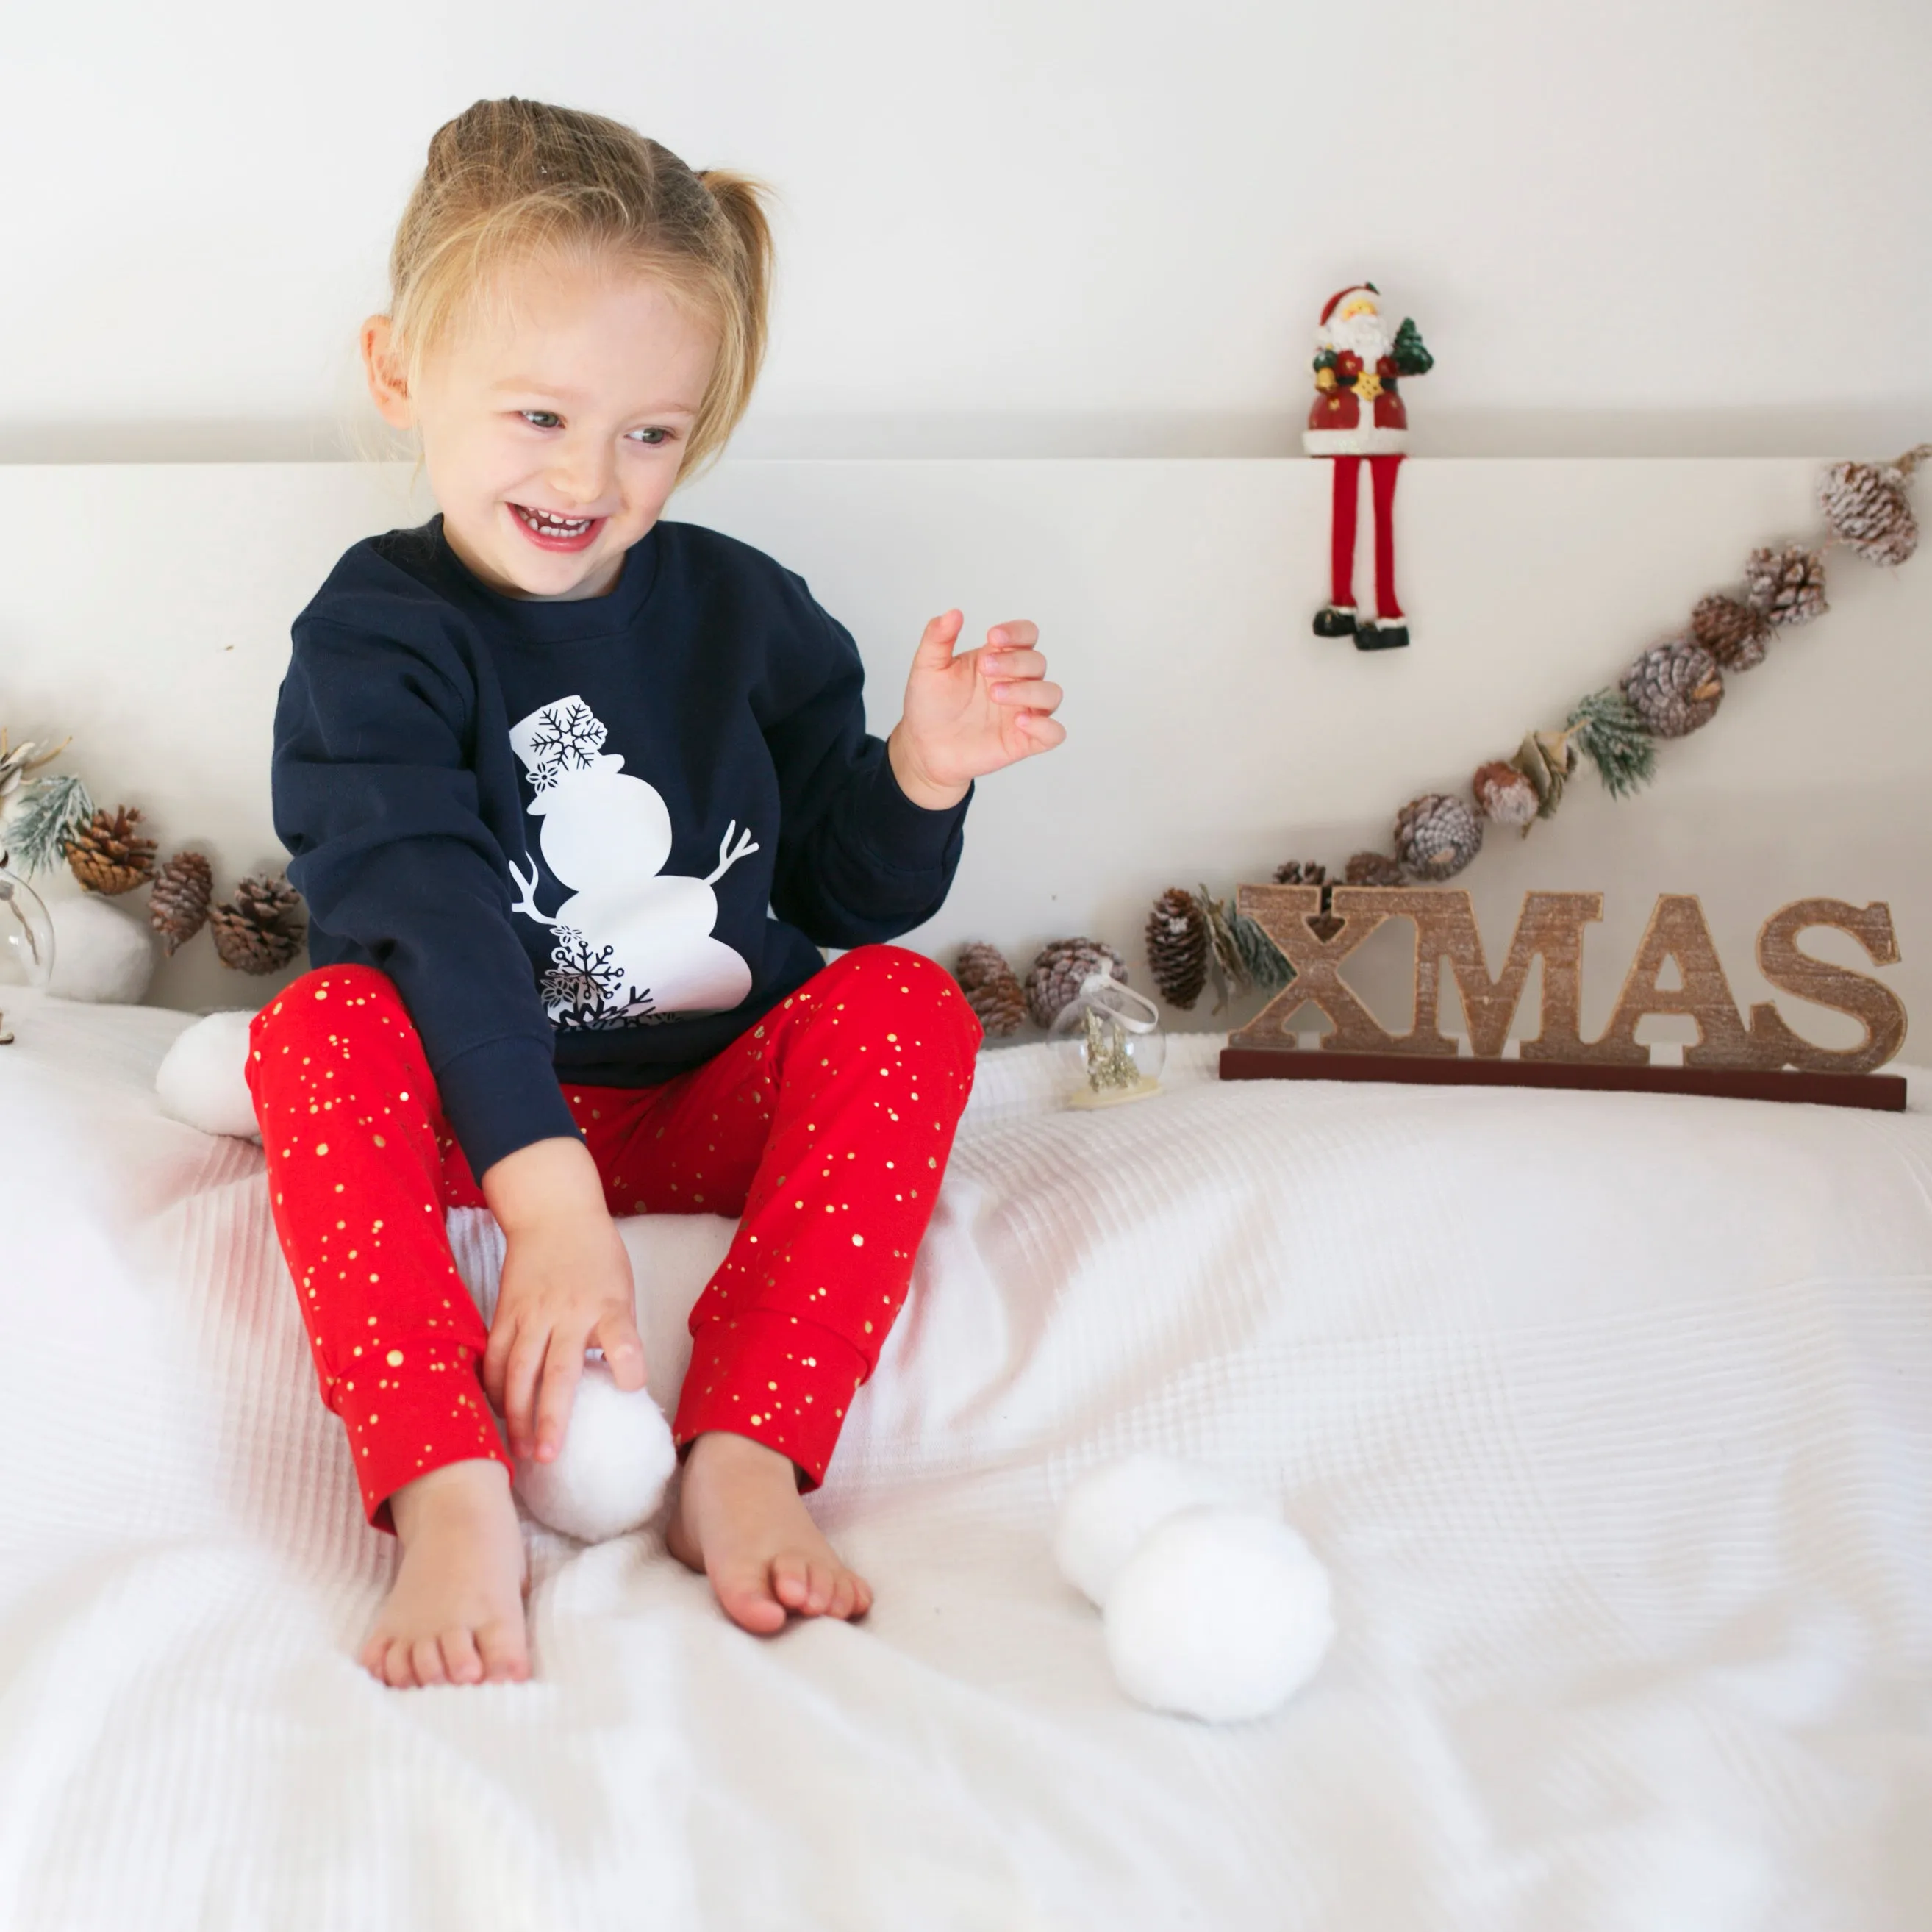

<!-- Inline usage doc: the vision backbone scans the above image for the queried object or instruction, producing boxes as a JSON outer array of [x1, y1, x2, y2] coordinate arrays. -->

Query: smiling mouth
[[509, 502, 604, 548]]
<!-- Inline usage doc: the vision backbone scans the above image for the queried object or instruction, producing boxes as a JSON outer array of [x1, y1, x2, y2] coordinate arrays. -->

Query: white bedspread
[[1, 995, 1928, 1931]]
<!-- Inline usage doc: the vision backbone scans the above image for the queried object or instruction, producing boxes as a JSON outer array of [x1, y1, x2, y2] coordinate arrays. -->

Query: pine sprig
[[1564, 690, 1656, 799], [1230, 909, 1295, 990], [1, 773, 95, 874]]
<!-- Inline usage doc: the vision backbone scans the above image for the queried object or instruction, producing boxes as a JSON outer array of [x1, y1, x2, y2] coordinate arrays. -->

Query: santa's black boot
[[1356, 618, 1409, 651], [1312, 604, 1358, 640]]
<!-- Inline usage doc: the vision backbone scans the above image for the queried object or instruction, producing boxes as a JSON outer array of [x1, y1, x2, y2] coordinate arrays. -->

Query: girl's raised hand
[[887, 612, 1065, 807]]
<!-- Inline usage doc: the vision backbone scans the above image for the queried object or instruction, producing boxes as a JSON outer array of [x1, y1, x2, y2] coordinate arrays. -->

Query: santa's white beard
[[1327, 312, 1389, 363]]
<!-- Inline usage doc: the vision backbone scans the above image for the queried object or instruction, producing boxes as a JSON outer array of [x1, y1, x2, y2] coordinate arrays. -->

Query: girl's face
[[365, 256, 718, 601]]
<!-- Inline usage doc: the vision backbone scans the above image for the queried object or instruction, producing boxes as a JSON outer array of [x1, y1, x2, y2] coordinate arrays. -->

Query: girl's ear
[[362, 316, 414, 429]]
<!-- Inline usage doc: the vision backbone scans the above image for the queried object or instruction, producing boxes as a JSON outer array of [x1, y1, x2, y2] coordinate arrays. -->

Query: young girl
[[252, 98, 1064, 1689]]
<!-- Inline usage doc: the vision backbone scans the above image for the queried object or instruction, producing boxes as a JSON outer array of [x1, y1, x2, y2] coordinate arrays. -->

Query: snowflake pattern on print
[[506, 694, 758, 1031], [524, 698, 607, 795]]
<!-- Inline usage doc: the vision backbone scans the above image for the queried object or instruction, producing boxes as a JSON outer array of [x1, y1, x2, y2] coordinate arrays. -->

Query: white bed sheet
[[0, 994, 1928, 1931]]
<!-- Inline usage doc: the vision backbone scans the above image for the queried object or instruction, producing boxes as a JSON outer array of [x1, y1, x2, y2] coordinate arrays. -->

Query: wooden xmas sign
[[1220, 886, 1908, 1110]]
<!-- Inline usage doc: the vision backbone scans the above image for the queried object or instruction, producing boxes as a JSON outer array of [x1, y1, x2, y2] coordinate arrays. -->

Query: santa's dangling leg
[[1362, 453, 1408, 650], [1312, 455, 1364, 639]]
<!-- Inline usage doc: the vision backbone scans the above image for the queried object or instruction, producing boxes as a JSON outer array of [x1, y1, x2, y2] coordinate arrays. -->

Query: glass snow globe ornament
[[1050, 970, 1165, 1109], [0, 848, 55, 1043]]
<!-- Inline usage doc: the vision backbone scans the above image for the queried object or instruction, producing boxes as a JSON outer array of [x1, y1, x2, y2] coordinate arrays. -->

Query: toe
[[382, 1640, 416, 1689], [440, 1629, 484, 1685], [852, 1575, 874, 1620], [412, 1636, 448, 1686], [826, 1572, 857, 1620], [359, 1633, 389, 1680], [802, 1559, 834, 1617], [476, 1620, 530, 1683], [771, 1553, 811, 1612], [716, 1563, 789, 1635]]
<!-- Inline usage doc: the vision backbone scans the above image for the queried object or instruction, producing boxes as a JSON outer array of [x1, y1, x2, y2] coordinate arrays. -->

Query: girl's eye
[[627, 427, 670, 446], [520, 410, 562, 430]]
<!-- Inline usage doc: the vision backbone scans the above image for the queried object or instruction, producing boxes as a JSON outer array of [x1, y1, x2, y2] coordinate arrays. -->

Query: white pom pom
[[512, 1361, 679, 1543], [48, 896, 155, 1003], [156, 1010, 261, 1139], [1054, 1453, 1235, 1608], [1103, 1511, 1334, 1723]]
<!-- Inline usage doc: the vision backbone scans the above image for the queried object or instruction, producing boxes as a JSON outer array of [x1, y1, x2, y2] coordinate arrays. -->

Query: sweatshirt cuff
[[853, 756, 973, 872], [432, 1032, 577, 1180]]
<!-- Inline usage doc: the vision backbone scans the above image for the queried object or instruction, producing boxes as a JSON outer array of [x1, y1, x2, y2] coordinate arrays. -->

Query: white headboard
[[1, 457, 1925, 1047]]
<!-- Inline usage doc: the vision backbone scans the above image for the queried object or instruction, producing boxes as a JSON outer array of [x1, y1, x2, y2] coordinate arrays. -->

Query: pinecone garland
[[1620, 640, 1724, 738], [149, 850, 213, 955], [1742, 545, 1828, 627], [1145, 887, 1209, 1010], [1472, 759, 1538, 829], [210, 872, 307, 974], [1344, 851, 1405, 887], [1393, 794, 1483, 881], [953, 941, 1026, 1036], [1272, 860, 1328, 886], [1024, 937, 1128, 1030], [65, 805, 158, 895], [1690, 593, 1772, 671], [1818, 460, 1918, 566]]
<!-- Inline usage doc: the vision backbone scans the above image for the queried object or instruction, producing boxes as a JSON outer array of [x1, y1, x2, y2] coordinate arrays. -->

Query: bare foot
[[667, 1431, 873, 1635], [359, 1459, 530, 1687]]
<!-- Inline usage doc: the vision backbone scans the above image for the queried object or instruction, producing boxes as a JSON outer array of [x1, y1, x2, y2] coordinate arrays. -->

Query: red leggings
[[246, 945, 981, 1531]]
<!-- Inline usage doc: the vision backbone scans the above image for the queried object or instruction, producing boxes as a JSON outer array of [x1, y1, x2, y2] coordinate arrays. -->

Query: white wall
[[4, 0, 1927, 463]]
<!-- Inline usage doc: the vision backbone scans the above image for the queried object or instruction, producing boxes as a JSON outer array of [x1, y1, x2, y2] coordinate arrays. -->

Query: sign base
[[1217, 1045, 1908, 1112]]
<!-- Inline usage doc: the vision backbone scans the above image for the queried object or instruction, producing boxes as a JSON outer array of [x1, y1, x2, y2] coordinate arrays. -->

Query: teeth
[[515, 504, 593, 535]]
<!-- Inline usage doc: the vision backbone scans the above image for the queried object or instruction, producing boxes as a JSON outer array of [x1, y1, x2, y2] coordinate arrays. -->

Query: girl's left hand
[[887, 612, 1065, 809]]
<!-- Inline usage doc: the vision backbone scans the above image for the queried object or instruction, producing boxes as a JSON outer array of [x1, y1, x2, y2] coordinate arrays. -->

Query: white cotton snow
[[1056, 1454, 1334, 1723], [1053, 1452, 1234, 1607], [512, 1361, 679, 1543], [155, 1009, 261, 1139], [49, 895, 155, 1004]]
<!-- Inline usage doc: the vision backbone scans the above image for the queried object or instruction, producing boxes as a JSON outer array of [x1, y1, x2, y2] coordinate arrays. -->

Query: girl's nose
[[547, 436, 615, 511]]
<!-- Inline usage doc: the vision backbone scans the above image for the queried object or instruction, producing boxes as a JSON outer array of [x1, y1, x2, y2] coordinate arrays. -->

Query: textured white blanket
[[1, 995, 1928, 1931]]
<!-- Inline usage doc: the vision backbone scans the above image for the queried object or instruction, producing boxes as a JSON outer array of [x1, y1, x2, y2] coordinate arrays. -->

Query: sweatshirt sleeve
[[762, 601, 971, 950], [272, 617, 579, 1178]]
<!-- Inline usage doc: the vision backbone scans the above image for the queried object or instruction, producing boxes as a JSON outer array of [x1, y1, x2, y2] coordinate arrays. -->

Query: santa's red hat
[[1320, 283, 1381, 326]]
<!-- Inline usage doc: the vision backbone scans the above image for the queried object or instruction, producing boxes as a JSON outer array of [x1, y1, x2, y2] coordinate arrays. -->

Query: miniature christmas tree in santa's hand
[[1303, 283, 1432, 651]]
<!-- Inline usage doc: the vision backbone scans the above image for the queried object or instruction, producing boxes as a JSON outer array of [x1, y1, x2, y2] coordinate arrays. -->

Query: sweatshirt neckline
[[426, 514, 659, 643]]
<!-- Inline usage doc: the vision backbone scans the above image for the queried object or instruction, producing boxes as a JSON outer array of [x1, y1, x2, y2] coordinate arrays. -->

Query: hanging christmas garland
[[958, 445, 1930, 1024]]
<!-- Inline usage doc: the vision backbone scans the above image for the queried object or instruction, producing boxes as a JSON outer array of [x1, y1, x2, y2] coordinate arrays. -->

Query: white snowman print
[[506, 695, 757, 1029]]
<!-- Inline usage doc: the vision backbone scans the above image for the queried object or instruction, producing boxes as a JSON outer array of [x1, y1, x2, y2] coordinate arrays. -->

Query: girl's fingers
[[985, 620, 1038, 649], [482, 1309, 518, 1412], [978, 648, 1048, 682], [912, 610, 965, 670], [504, 1324, 549, 1458], [533, 1341, 584, 1462], [593, 1307, 648, 1392], [1017, 714, 1068, 753], [989, 678, 1062, 712]]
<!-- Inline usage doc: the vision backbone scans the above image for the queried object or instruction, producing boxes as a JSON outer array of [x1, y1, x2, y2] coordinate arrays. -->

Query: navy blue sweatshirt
[[273, 515, 970, 1178]]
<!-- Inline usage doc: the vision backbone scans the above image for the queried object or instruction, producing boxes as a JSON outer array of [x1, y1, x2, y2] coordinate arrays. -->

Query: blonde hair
[[384, 98, 772, 477]]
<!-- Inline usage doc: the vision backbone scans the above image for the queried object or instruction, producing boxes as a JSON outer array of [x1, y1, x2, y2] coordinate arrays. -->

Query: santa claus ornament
[[1303, 283, 1434, 650]]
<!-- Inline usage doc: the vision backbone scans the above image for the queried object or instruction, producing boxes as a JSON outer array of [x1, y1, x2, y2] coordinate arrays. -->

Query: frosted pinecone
[[1343, 851, 1405, 888], [1819, 460, 1918, 566], [149, 850, 214, 955], [1742, 545, 1828, 627], [1620, 640, 1724, 739], [1393, 794, 1484, 881], [1145, 887, 1209, 1010], [953, 942, 1026, 1036], [1024, 937, 1128, 1030], [1690, 593, 1772, 671]]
